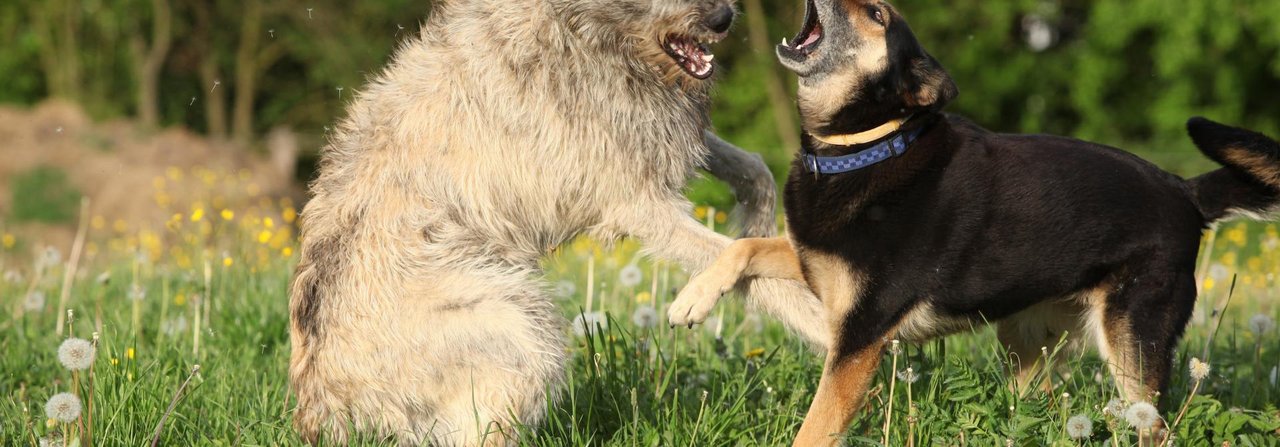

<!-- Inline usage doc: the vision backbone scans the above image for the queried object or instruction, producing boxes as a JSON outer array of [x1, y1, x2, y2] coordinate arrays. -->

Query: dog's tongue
[[799, 23, 822, 49]]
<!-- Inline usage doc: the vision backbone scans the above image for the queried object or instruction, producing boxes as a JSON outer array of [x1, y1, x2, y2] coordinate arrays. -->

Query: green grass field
[[2, 201, 1279, 446]]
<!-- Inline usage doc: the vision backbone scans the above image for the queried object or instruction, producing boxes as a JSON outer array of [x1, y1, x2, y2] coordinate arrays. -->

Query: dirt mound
[[0, 100, 298, 250]]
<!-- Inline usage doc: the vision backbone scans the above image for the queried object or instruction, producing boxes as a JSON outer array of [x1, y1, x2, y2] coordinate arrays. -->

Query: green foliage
[[10, 166, 81, 224]]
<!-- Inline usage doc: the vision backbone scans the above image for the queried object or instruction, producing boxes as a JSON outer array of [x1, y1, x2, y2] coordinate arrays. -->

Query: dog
[[667, 0, 1280, 444], [288, 0, 831, 444]]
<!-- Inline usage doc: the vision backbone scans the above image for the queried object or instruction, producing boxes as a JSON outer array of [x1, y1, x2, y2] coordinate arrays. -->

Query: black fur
[[783, 2, 1280, 397]]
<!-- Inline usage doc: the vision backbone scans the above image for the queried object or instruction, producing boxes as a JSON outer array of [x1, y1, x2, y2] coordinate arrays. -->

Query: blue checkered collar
[[802, 120, 924, 176]]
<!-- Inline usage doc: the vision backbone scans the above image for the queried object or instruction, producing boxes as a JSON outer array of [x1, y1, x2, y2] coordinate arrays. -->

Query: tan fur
[[289, 0, 829, 444], [1223, 147, 1280, 188], [793, 343, 884, 447]]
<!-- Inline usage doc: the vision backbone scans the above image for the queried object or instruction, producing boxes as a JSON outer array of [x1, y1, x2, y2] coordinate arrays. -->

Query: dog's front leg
[[671, 237, 805, 326], [606, 203, 829, 347], [702, 131, 777, 238]]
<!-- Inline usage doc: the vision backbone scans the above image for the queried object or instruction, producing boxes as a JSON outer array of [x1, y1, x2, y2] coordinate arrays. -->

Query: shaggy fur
[[288, 0, 828, 444]]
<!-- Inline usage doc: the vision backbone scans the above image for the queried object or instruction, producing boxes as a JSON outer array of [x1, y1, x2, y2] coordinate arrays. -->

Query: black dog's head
[[777, 0, 957, 136]]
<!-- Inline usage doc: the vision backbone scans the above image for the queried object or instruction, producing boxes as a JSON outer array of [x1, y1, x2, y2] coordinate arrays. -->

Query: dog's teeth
[[702, 54, 714, 62], [782, 37, 789, 46]]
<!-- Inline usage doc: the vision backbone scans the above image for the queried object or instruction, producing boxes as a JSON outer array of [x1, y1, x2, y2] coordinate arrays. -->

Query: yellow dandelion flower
[[223, 256, 234, 267], [694, 206, 708, 220], [46, 418, 56, 428], [258, 230, 272, 244], [110, 357, 118, 366], [715, 211, 727, 224], [126, 348, 135, 360], [283, 207, 298, 224], [1, 233, 13, 249], [745, 347, 766, 359], [635, 291, 652, 304], [174, 293, 186, 306], [282, 247, 294, 257], [190, 208, 205, 222], [1221, 252, 1238, 267], [1204, 277, 1215, 290], [113, 219, 128, 233], [1247, 257, 1263, 272], [264, 217, 275, 229], [165, 166, 183, 181], [221, 209, 235, 221], [1226, 225, 1247, 247], [91, 215, 106, 230]]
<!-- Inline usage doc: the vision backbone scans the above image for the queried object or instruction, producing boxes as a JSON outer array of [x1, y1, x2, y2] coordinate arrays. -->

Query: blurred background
[[1, 0, 1280, 242]]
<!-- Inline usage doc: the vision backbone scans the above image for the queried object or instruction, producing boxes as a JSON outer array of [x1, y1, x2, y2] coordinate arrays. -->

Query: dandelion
[[896, 367, 920, 384], [1, 233, 14, 249], [221, 209, 234, 221], [1189, 357, 1211, 381], [44, 393, 81, 422], [634, 291, 652, 304], [58, 338, 96, 370], [1124, 401, 1159, 430], [618, 264, 642, 287], [631, 306, 658, 329], [128, 284, 147, 301], [572, 312, 606, 337], [95, 271, 110, 285], [1066, 414, 1093, 439], [162, 316, 190, 336], [555, 280, 576, 298], [889, 339, 902, 355], [1103, 398, 1126, 417], [1208, 263, 1229, 281], [24, 291, 46, 311], [42, 246, 62, 268], [1249, 314, 1276, 336]]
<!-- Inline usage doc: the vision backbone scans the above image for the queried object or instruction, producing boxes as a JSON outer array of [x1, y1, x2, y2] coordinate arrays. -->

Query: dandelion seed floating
[[336, 86, 344, 100], [1124, 401, 1159, 430], [189, 96, 196, 106], [618, 264, 642, 287], [307, 7, 314, 19], [1189, 357, 1211, 381], [268, 29, 275, 38], [58, 338, 96, 370], [211, 80, 221, 93], [1066, 414, 1093, 439], [44, 393, 81, 422]]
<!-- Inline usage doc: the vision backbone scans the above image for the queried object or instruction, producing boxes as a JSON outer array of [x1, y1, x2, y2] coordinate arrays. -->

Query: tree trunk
[[231, 0, 263, 147], [31, 1, 82, 101], [201, 58, 229, 140], [134, 0, 172, 128], [743, 0, 801, 153]]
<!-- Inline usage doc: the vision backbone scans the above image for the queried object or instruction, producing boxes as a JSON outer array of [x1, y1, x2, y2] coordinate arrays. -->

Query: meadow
[[2, 169, 1279, 447]]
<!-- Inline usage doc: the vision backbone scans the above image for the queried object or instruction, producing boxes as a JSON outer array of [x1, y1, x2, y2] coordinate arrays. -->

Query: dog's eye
[[867, 7, 885, 26]]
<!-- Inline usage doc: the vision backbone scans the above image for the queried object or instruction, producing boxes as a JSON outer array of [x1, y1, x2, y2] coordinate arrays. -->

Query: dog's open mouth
[[663, 34, 716, 79], [778, 0, 823, 61]]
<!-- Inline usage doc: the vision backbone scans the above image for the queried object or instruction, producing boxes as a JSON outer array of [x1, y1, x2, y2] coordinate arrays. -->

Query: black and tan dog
[[666, 0, 1280, 444]]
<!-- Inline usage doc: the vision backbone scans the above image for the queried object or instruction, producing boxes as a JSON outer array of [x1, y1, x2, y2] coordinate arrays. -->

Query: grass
[[2, 187, 1279, 446]]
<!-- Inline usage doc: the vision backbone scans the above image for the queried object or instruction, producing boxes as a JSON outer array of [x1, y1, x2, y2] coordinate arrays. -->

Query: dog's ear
[[902, 54, 957, 110]]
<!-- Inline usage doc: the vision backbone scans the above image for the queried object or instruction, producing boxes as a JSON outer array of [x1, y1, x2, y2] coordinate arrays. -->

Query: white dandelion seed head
[[896, 367, 921, 384], [889, 339, 902, 355], [41, 246, 63, 268], [1249, 314, 1276, 336], [555, 280, 576, 299], [1124, 401, 1159, 430], [128, 284, 147, 301], [572, 312, 607, 337], [24, 291, 46, 311], [3, 270, 21, 283], [57, 338, 95, 371], [44, 392, 81, 422], [618, 264, 643, 287], [1208, 263, 1229, 281], [1189, 357, 1211, 381], [1066, 414, 1093, 439], [161, 315, 189, 336], [631, 306, 658, 329], [1103, 398, 1126, 416]]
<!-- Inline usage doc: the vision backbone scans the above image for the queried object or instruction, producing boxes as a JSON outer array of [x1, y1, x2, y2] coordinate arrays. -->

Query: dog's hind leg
[[1088, 266, 1197, 442]]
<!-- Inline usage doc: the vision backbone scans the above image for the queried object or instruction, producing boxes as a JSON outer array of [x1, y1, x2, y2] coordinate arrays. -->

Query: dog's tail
[[1185, 117, 1280, 225]]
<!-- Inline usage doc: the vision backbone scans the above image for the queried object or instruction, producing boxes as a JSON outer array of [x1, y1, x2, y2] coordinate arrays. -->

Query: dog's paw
[[668, 273, 730, 328]]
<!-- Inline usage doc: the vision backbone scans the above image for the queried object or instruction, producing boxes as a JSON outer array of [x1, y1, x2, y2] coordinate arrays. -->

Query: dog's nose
[[704, 5, 734, 34]]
